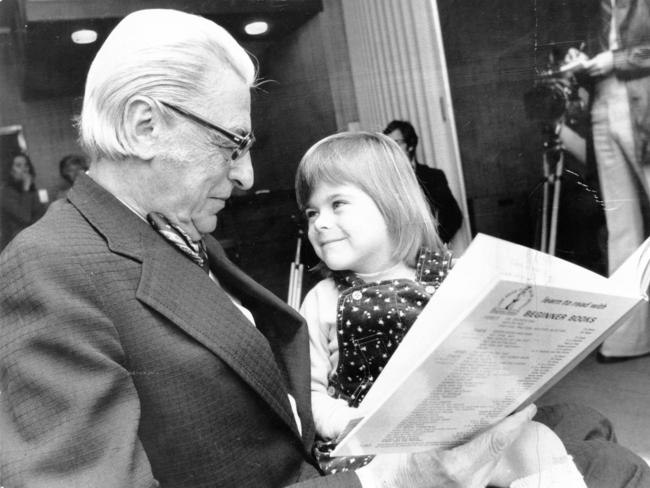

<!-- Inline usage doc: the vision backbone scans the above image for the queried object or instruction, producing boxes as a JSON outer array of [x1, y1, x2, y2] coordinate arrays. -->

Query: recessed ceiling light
[[244, 21, 269, 36], [71, 29, 97, 44]]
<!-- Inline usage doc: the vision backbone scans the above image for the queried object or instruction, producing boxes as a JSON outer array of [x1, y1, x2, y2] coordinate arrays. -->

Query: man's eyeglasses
[[159, 100, 255, 161]]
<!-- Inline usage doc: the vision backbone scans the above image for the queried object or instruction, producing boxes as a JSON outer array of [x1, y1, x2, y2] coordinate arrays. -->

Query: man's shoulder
[[416, 163, 446, 180], [1, 199, 105, 268]]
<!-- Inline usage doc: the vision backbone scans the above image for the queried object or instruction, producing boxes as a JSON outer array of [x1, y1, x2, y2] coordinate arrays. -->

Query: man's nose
[[229, 153, 254, 190]]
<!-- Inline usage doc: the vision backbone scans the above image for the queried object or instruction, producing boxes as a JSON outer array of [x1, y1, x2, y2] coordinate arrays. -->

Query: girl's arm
[[300, 280, 359, 440]]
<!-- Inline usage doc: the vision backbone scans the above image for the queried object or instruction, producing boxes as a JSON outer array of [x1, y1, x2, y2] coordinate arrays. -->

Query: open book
[[332, 233, 650, 456]]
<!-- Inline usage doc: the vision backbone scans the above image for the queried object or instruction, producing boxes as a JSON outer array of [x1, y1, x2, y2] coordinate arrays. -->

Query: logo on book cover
[[492, 286, 533, 315]]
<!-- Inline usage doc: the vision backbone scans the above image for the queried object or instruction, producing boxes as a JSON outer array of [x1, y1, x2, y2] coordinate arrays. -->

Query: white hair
[[79, 9, 255, 161]]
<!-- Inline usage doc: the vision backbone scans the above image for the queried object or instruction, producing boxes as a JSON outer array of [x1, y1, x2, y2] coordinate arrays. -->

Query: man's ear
[[123, 97, 161, 161]]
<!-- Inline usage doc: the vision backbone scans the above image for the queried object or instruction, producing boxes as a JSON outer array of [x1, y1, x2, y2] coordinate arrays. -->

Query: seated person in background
[[383, 119, 463, 243], [296, 131, 650, 487], [0, 153, 47, 250], [55, 153, 89, 199]]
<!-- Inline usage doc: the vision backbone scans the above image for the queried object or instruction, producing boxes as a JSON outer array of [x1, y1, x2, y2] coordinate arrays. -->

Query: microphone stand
[[539, 123, 564, 256], [287, 222, 305, 310]]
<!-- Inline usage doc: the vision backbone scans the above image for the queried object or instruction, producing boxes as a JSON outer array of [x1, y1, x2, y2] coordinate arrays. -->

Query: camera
[[523, 50, 586, 127]]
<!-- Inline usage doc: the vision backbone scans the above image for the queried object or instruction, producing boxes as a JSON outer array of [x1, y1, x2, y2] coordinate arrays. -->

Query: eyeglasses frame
[[159, 100, 255, 161]]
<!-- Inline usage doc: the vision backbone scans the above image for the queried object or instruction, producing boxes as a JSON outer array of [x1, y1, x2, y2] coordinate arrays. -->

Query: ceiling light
[[71, 29, 97, 44], [244, 21, 269, 36]]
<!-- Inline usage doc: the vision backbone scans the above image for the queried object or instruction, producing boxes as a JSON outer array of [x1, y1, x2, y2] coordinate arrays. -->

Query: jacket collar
[[68, 174, 314, 446], [68, 173, 150, 262]]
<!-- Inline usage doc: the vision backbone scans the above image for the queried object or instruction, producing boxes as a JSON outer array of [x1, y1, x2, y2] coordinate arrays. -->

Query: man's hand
[[357, 404, 537, 488], [562, 47, 590, 74], [21, 172, 33, 191], [583, 51, 614, 77], [11, 165, 33, 191], [490, 420, 569, 486]]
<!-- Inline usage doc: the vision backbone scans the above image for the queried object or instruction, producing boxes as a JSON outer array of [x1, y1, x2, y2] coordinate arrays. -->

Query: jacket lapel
[[205, 237, 316, 446], [68, 175, 304, 440], [137, 240, 302, 437]]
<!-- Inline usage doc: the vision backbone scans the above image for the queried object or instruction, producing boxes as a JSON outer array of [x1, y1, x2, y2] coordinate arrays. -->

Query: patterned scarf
[[147, 212, 209, 274]]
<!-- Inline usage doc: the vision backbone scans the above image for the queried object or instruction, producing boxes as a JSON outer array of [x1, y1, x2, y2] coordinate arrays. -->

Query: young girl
[[296, 132, 588, 486], [296, 131, 451, 445]]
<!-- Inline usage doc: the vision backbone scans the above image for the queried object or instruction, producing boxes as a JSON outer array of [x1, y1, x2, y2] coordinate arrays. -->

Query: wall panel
[[340, 0, 471, 251]]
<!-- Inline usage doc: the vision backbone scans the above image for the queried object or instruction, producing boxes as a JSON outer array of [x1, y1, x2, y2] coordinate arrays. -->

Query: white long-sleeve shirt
[[300, 277, 358, 440]]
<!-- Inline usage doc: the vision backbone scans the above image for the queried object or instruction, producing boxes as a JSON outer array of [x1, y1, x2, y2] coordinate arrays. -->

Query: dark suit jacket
[[0, 174, 360, 488], [0, 182, 47, 250], [414, 164, 463, 243]]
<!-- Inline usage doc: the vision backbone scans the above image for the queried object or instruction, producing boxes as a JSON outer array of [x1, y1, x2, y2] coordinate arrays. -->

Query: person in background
[[0, 153, 47, 250], [383, 119, 463, 243], [55, 153, 89, 199], [0, 9, 578, 488], [564, 0, 650, 362], [296, 131, 648, 488]]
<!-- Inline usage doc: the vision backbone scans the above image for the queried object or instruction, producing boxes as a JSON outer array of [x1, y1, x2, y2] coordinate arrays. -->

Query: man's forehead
[[202, 70, 252, 127]]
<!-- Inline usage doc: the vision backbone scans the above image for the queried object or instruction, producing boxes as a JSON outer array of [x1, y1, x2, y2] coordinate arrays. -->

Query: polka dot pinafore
[[315, 247, 453, 474]]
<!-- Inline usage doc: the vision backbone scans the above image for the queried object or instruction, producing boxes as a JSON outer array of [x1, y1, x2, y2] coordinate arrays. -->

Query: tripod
[[538, 125, 565, 256], [287, 233, 304, 310], [287, 212, 306, 310]]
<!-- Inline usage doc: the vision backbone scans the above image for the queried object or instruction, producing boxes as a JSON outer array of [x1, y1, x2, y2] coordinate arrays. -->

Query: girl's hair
[[295, 131, 444, 267]]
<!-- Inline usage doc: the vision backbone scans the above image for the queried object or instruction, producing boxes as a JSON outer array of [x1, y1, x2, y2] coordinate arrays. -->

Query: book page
[[356, 233, 629, 415], [333, 235, 643, 456]]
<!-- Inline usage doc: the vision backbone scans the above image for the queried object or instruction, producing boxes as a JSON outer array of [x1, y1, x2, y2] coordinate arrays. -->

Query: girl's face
[[305, 182, 396, 274]]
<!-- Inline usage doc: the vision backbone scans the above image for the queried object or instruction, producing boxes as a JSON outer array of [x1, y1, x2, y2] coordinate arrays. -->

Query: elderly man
[[1, 9, 648, 488]]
